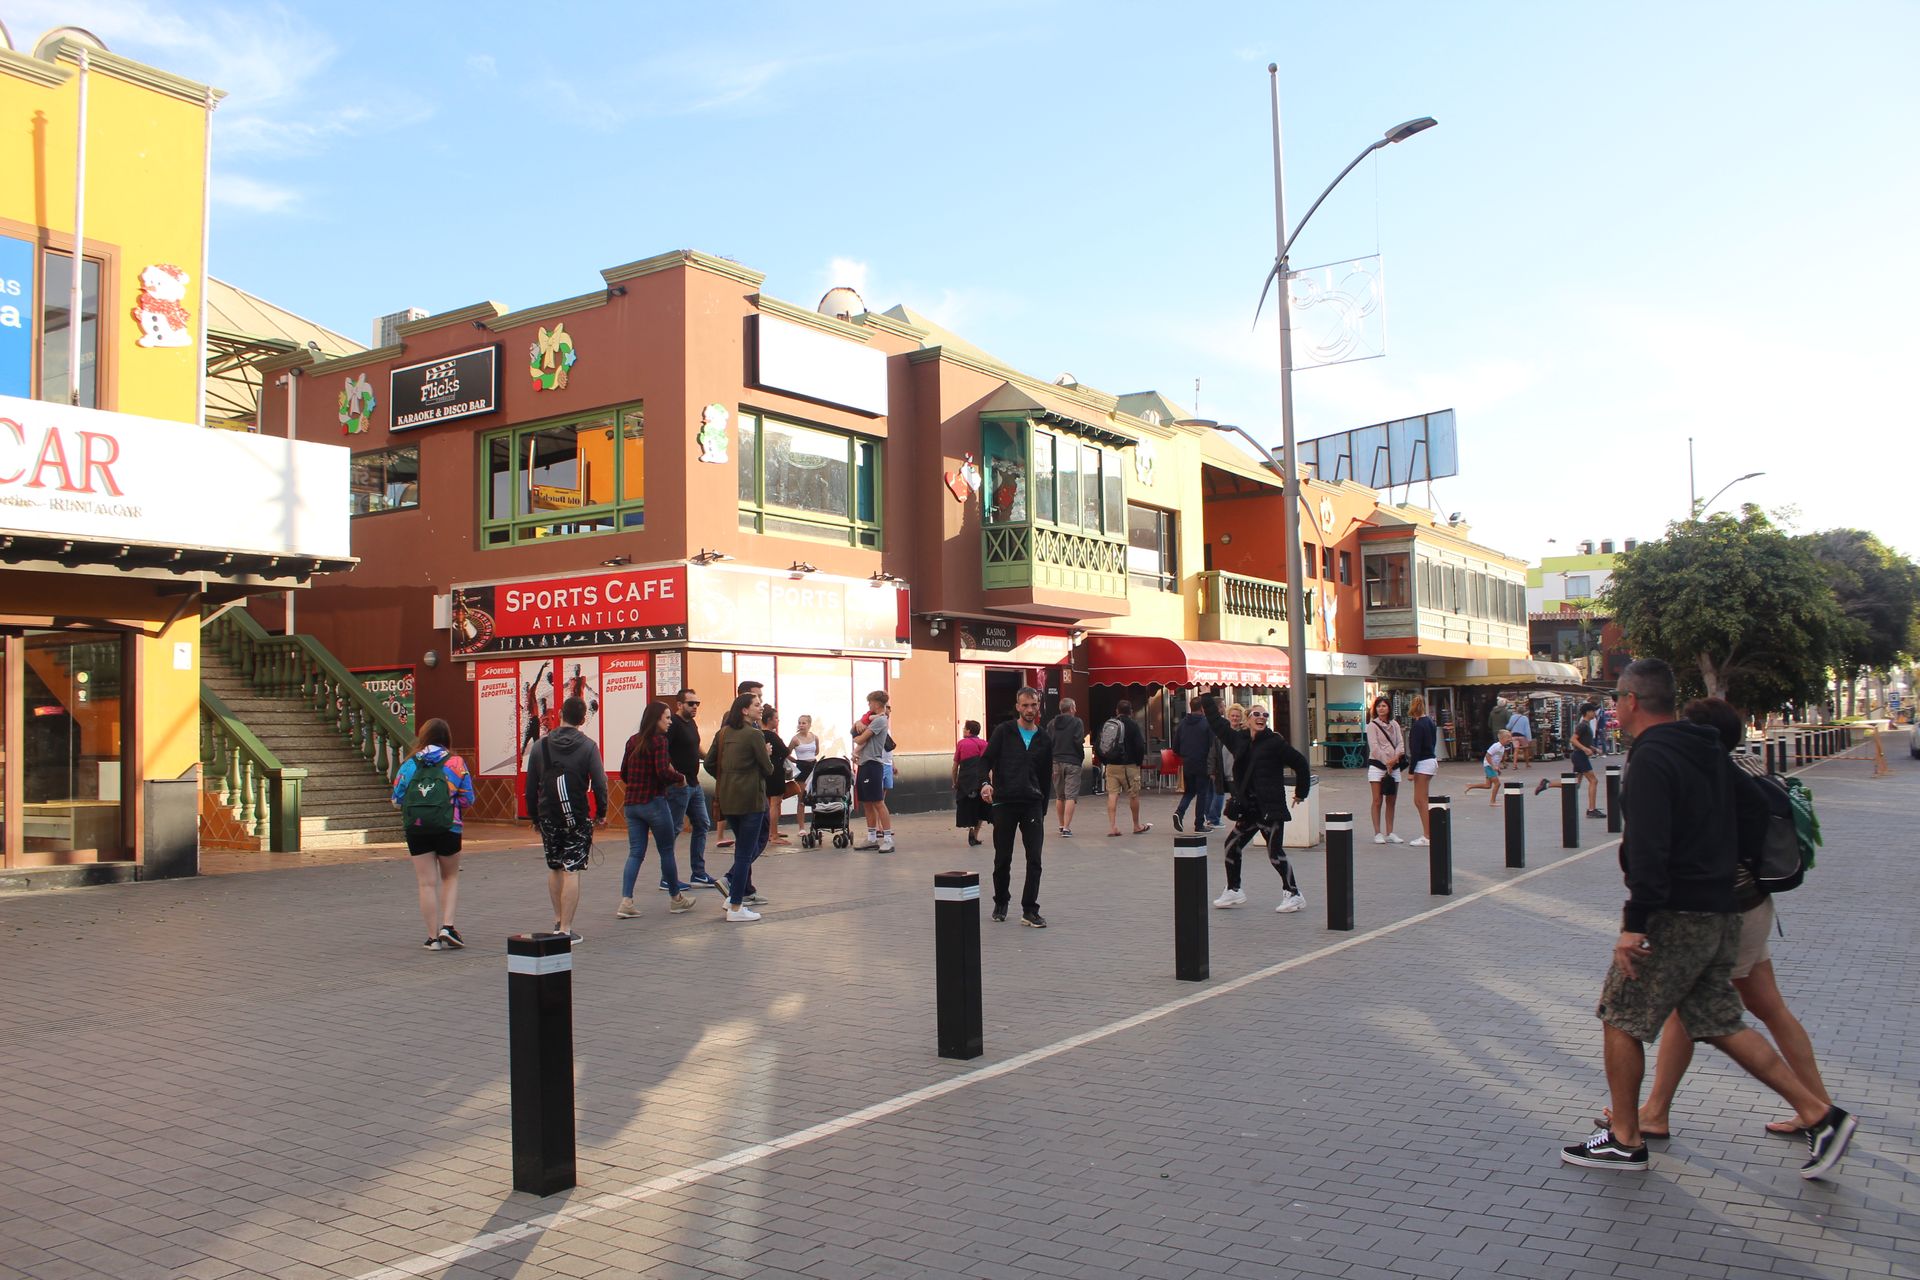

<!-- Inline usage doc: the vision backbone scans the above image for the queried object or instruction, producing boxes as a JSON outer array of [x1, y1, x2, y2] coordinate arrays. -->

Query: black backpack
[[536, 738, 590, 827], [1741, 769, 1805, 894], [1097, 717, 1126, 761]]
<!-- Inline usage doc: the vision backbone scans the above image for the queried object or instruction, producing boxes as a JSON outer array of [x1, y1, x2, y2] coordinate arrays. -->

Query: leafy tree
[[1602, 507, 1842, 711], [1801, 529, 1920, 713]]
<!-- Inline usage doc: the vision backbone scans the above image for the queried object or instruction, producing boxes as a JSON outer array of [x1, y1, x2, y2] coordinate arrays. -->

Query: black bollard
[[1428, 795, 1452, 896], [1795, 733, 1805, 768], [508, 932, 576, 1196], [1325, 811, 1355, 931], [1503, 781, 1526, 868], [934, 871, 984, 1060], [1766, 736, 1780, 774], [1559, 773, 1580, 848], [1604, 766, 1622, 834], [1173, 834, 1209, 981]]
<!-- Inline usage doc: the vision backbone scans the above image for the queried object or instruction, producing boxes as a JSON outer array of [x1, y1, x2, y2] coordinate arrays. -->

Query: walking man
[[1202, 695, 1311, 912], [980, 685, 1054, 927], [666, 690, 721, 891], [1507, 701, 1533, 768], [1170, 699, 1214, 832], [1049, 696, 1087, 836], [525, 697, 608, 944], [1562, 658, 1857, 1178], [1098, 700, 1153, 837]]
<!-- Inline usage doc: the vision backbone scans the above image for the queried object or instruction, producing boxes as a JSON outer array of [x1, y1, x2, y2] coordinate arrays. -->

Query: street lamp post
[[1250, 64, 1435, 750], [1697, 471, 1764, 518]]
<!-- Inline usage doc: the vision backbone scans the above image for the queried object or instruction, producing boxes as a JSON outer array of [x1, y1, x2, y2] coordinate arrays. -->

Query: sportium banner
[[450, 563, 688, 656]]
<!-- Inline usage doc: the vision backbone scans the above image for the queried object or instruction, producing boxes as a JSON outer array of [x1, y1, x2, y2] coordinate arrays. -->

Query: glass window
[[20, 632, 126, 859], [1032, 431, 1055, 523], [350, 446, 420, 516], [1303, 542, 1318, 581], [1056, 438, 1079, 529], [1127, 503, 1177, 592], [1323, 545, 1335, 581], [480, 404, 644, 546], [1102, 448, 1125, 535], [739, 410, 884, 547], [982, 418, 1025, 524], [1080, 444, 1103, 531], [1364, 551, 1410, 609], [40, 252, 101, 408], [1564, 574, 1591, 597], [1338, 550, 1352, 585]]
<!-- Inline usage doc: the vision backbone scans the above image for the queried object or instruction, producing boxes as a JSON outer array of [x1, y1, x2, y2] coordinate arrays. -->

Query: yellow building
[[2, 26, 351, 882]]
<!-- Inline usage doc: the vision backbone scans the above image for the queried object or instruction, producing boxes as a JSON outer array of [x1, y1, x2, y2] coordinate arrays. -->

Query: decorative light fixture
[[924, 615, 947, 637], [1070, 628, 1087, 645], [788, 560, 818, 579], [868, 570, 909, 588], [601, 554, 631, 567], [689, 548, 734, 565]]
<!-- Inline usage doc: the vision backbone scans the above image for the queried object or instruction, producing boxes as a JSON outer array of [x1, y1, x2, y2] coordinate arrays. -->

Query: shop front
[[950, 622, 1075, 737], [1084, 635, 1291, 774], [1434, 657, 1587, 761], [1, 395, 351, 881]]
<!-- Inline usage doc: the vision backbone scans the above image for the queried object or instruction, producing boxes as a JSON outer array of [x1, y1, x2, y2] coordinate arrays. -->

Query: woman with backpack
[[392, 717, 476, 951], [952, 720, 989, 846], [1596, 696, 1832, 1141], [704, 692, 776, 922]]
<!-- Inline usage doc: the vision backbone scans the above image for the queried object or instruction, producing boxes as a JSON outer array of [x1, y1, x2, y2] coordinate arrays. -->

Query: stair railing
[[200, 686, 306, 851], [204, 608, 414, 788]]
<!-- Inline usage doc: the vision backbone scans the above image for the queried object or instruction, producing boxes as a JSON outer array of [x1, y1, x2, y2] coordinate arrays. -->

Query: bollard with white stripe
[[1504, 780, 1526, 868], [934, 871, 983, 1060], [1173, 834, 1209, 981], [1605, 766, 1622, 834], [1560, 773, 1580, 849], [1427, 795, 1452, 895], [508, 932, 576, 1196], [1325, 811, 1355, 931]]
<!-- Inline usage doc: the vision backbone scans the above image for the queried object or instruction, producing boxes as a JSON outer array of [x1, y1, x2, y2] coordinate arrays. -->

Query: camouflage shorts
[[1596, 911, 1747, 1043], [538, 819, 593, 872]]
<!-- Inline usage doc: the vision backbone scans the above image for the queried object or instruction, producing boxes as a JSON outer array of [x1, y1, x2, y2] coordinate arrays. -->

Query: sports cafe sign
[[452, 564, 689, 656]]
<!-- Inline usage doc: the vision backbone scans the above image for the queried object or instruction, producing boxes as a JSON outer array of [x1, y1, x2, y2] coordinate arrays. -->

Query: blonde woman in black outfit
[[1406, 695, 1439, 846], [1203, 695, 1312, 912]]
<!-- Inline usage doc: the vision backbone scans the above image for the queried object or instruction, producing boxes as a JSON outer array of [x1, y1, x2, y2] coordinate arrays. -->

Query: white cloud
[[211, 172, 300, 214], [824, 257, 870, 297], [467, 52, 496, 77]]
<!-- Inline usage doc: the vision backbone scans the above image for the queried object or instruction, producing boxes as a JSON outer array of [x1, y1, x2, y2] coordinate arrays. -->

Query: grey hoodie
[[524, 726, 609, 826]]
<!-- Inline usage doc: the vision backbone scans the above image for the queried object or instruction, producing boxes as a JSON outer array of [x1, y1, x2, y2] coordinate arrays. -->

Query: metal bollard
[[934, 871, 984, 1060], [508, 932, 576, 1196], [1604, 766, 1622, 834], [1428, 795, 1452, 895], [1560, 773, 1580, 848], [1173, 834, 1209, 981], [1795, 733, 1805, 768], [1504, 781, 1526, 868], [1325, 810, 1355, 931]]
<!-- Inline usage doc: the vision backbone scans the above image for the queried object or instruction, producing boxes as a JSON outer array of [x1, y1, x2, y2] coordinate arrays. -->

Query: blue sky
[[14, 0, 1917, 562]]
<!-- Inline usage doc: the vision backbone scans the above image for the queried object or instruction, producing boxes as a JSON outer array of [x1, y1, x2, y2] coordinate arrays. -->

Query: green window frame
[[479, 404, 645, 547], [982, 416, 1127, 538], [736, 410, 883, 548]]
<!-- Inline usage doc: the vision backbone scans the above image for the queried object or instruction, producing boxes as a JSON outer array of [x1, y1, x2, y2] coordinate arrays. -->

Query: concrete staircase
[[202, 652, 405, 849]]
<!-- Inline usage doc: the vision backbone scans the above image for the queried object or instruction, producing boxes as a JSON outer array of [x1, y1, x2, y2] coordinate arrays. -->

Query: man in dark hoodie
[[1563, 659, 1856, 1180], [525, 697, 609, 945], [1170, 701, 1214, 833], [979, 685, 1054, 927]]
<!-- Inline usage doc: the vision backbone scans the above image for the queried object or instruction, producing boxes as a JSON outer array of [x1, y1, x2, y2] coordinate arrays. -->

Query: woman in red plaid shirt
[[618, 701, 697, 918]]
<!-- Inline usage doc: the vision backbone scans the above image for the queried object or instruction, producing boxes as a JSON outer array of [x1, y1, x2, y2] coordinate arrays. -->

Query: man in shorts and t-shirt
[[1048, 697, 1087, 836], [1561, 658, 1856, 1179], [1506, 705, 1533, 767], [852, 690, 894, 853], [1098, 700, 1152, 837], [525, 696, 608, 944]]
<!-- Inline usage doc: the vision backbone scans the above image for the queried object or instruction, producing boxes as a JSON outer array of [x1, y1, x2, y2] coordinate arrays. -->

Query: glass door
[[19, 632, 127, 862]]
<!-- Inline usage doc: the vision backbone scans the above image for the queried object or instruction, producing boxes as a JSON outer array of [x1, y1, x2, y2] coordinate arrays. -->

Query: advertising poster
[[352, 666, 416, 728], [599, 653, 650, 759], [0, 235, 32, 398], [475, 660, 521, 777], [450, 563, 687, 656]]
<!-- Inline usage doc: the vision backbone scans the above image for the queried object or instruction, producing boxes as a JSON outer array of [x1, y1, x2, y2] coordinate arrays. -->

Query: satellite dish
[[35, 25, 109, 57], [1054, 373, 1077, 387], [817, 287, 865, 321], [0, 18, 15, 51]]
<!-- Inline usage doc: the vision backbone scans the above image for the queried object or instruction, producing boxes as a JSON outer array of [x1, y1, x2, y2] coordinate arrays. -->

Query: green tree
[[1801, 528, 1920, 713], [1602, 507, 1842, 710]]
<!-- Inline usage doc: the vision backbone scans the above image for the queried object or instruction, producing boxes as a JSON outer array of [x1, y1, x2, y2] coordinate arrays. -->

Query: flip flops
[[1594, 1108, 1671, 1140]]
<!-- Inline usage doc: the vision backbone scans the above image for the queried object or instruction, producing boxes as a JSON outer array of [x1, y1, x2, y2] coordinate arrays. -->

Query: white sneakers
[[725, 904, 761, 922], [1409, 836, 1430, 847], [1386, 833, 1404, 844], [1373, 833, 1387, 844], [1275, 893, 1306, 913], [1212, 888, 1247, 909], [1214, 887, 1305, 912]]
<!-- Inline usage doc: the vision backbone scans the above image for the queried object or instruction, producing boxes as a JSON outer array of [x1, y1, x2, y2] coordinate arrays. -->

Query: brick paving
[[0, 746, 1914, 1279]]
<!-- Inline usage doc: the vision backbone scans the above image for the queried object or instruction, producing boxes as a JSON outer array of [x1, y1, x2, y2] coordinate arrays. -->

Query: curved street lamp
[[1697, 471, 1764, 518]]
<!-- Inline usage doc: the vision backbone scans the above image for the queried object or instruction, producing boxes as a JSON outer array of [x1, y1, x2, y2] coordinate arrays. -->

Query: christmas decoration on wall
[[338, 373, 376, 434], [943, 452, 983, 503], [1318, 497, 1336, 536], [696, 403, 729, 464], [528, 323, 577, 391], [131, 263, 192, 348], [1134, 439, 1157, 486]]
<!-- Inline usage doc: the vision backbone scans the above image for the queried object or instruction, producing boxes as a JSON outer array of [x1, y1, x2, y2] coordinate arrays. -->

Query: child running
[[1464, 729, 1513, 806]]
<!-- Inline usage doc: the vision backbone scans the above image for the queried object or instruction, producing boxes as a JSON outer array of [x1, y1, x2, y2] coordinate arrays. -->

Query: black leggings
[[991, 799, 1045, 915], [1223, 814, 1298, 895]]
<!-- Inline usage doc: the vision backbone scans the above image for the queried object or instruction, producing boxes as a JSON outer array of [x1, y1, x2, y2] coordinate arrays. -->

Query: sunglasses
[[1609, 690, 1635, 702], [682, 700, 700, 707], [1249, 712, 1269, 719]]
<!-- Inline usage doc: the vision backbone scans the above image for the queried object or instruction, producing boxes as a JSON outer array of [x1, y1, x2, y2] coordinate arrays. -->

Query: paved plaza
[[1, 743, 1915, 1280]]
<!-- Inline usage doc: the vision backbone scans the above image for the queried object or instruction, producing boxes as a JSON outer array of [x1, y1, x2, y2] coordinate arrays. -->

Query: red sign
[[452, 564, 688, 655], [953, 622, 1073, 665]]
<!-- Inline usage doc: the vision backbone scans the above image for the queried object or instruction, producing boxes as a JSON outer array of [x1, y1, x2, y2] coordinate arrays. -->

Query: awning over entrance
[[1447, 657, 1585, 687], [1086, 636, 1290, 688]]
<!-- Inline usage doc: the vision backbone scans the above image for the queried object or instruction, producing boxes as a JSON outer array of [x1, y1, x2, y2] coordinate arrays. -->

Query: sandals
[[1594, 1107, 1671, 1140]]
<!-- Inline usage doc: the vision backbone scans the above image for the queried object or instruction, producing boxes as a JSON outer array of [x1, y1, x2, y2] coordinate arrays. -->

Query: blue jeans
[[1174, 767, 1213, 827], [721, 810, 766, 905], [1206, 783, 1228, 827], [667, 784, 710, 877], [621, 797, 682, 897]]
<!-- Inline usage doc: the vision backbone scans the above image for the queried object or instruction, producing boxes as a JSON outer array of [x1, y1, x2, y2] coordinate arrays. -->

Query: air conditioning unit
[[374, 307, 428, 348], [1579, 540, 1594, 555], [1599, 539, 1615, 554], [1624, 538, 1639, 552]]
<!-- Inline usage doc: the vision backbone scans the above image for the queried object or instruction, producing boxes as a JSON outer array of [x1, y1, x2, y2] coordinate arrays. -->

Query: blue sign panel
[[0, 235, 31, 397]]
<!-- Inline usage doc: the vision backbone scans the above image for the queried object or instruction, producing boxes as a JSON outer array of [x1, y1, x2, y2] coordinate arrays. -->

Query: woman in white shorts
[[1363, 697, 1407, 844], [1405, 695, 1440, 846]]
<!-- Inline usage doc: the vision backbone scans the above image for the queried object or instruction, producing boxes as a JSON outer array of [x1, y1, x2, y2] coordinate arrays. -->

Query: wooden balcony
[[981, 524, 1128, 619], [1197, 570, 1292, 646]]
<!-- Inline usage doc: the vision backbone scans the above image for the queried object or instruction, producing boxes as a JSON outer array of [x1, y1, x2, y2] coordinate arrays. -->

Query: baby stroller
[[801, 757, 856, 848]]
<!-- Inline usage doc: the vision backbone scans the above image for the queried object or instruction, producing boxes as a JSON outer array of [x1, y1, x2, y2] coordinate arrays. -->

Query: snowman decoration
[[697, 403, 730, 464], [131, 264, 193, 348]]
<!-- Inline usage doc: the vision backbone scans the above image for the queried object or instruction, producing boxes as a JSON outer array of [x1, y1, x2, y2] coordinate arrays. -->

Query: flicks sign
[[390, 345, 500, 431], [451, 564, 689, 656]]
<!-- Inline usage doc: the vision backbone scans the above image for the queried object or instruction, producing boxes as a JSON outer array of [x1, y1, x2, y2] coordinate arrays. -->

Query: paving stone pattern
[[0, 750, 1914, 1279]]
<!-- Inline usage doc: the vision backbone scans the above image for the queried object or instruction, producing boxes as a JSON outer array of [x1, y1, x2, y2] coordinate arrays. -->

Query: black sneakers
[[1172, 811, 1184, 832], [1801, 1107, 1859, 1180], [437, 925, 465, 949], [1560, 1128, 1649, 1170], [991, 908, 1006, 923], [1021, 912, 1048, 929]]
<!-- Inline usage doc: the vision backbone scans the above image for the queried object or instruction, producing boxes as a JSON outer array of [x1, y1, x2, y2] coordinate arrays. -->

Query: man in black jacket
[[665, 690, 719, 890], [1202, 694, 1311, 912], [980, 685, 1054, 927], [1563, 659, 1856, 1179]]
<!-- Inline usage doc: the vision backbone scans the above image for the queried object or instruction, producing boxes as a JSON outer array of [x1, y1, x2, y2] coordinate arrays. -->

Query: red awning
[[1085, 636, 1290, 688]]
